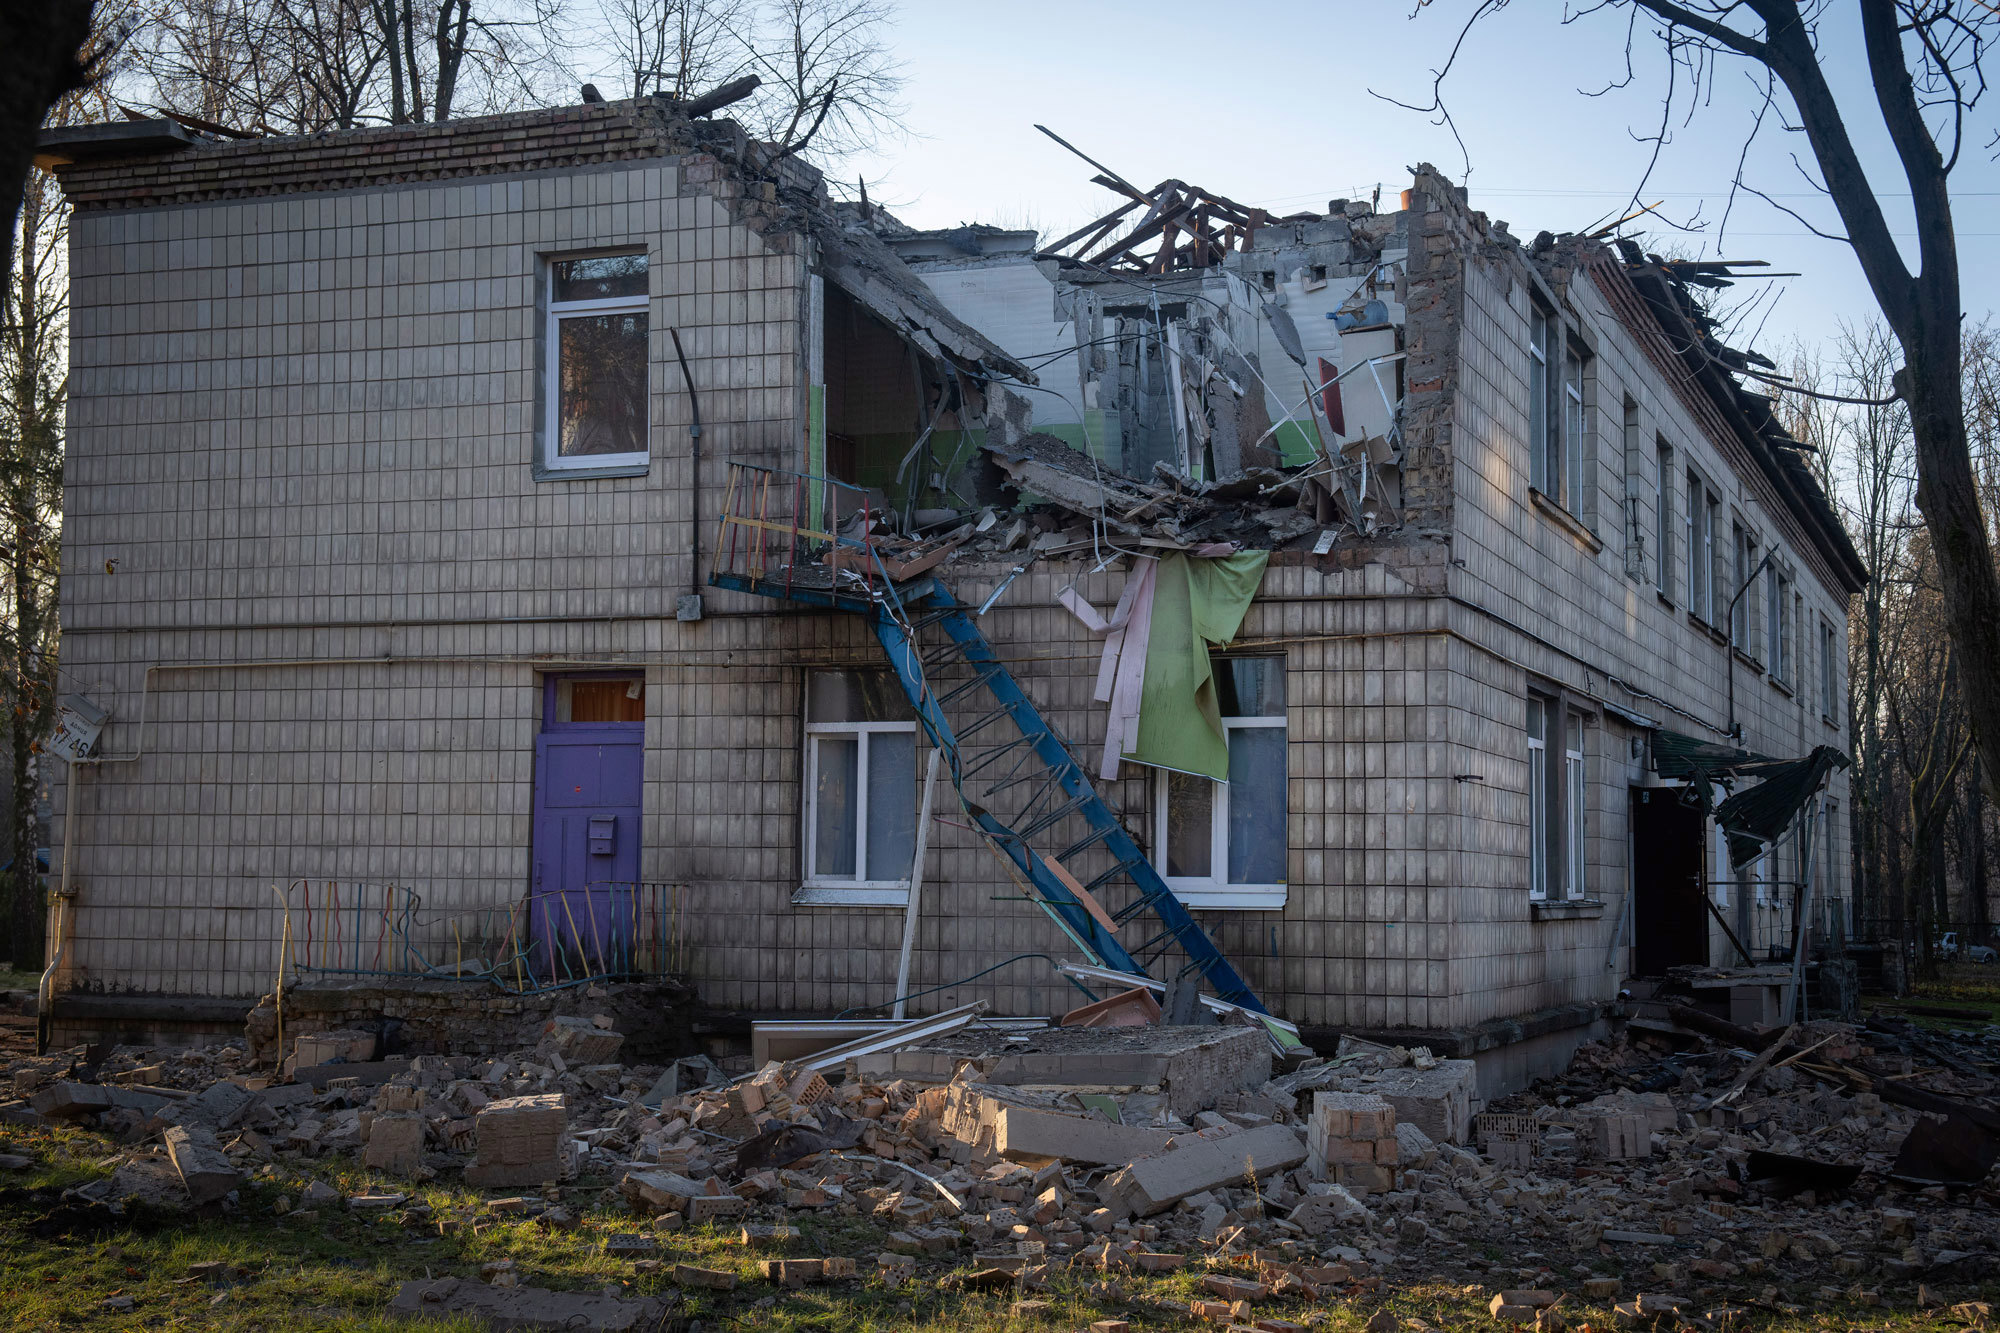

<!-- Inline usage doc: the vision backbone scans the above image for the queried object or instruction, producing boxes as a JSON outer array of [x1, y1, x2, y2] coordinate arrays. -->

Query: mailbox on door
[[587, 815, 617, 856]]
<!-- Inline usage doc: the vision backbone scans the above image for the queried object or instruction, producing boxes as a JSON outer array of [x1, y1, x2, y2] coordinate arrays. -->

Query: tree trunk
[[0, 0, 91, 282]]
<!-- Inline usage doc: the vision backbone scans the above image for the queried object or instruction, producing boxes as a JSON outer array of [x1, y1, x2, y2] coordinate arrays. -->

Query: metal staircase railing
[[709, 461, 1294, 1042]]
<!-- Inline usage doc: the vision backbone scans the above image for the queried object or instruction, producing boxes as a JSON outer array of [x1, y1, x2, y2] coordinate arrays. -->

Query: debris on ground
[[4, 999, 2000, 1324]]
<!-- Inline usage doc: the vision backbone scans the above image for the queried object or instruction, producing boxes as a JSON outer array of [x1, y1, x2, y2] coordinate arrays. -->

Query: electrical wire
[[834, 951, 1078, 1019]]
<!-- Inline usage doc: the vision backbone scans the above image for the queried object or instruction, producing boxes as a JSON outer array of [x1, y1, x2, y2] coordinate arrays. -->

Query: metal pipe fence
[[278, 879, 691, 994]]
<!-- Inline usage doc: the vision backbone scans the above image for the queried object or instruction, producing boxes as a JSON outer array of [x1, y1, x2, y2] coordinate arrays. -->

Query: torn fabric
[[1127, 551, 1270, 781]]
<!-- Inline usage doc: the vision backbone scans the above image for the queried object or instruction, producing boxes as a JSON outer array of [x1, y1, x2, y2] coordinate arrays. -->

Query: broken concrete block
[[1102, 1124, 1307, 1217], [190, 1079, 255, 1128], [29, 1082, 171, 1119], [1361, 1060, 1479, 1144], [1394, 1121, 1436, 1167], [388, 1277, 663, 1331], [466, 1094, 570, 1187], [537, 1015, 626, 1066], [672, 1264, 738, 1291], [362, 1112, 426, 1176], [163, 1125, 240, 1205], [285, 1029, 377, 1079]]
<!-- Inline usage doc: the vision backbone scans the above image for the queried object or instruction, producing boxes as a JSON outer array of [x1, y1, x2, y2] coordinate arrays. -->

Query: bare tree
[[587, 0, 748, 101], [728, 0, 903, 163], [130, 0, 561, 130], [1408, 2, 2000, 819]]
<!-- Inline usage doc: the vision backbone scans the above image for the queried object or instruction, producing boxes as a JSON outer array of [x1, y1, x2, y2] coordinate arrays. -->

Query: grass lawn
[[2, 1118, 1992, 1333], [0, 964, 42, 992], [1869, 962, 2000, 1029]]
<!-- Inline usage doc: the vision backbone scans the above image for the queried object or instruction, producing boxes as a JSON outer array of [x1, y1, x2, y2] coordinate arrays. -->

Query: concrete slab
[[163, 1125, 240, 1204], [868, 1025, 1271, 1116], [1102, 1123, 1307, 1217]]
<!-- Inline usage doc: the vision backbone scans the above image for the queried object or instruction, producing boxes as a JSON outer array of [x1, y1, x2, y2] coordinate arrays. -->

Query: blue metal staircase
[[708, 463, 1287, 1031]]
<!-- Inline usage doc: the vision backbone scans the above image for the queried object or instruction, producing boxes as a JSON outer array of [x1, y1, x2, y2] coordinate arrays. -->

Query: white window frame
[[1564, 712, 1586, 901], [1528, 305, 1554, 495], [798, 715, 918, 906], [542, 253, 650, 474], [1562, 340, 1587, 516], [1153, 714, 1288, 911], [1655, 438, 1675, 602], [1528, 696, 1550, 901]]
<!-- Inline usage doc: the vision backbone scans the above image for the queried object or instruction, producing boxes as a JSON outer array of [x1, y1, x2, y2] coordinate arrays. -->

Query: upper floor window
[[1156, 656, 1288, 910], [1655, 438, 1675, 602], [1686, 468, 1719, 624], [1526, 305, 1594, 520], [544, 252, 649, 473], [802, 670, 916, 902], [1771, 567, 1795, 687], [1820, 617, 1839, 720], [1562, 338, 1588, 517], [1529, 305, 1555, 496], [1731, 524, 1761, 658]]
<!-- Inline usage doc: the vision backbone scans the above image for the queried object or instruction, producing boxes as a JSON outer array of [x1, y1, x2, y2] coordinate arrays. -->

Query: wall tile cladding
[[1433, 188, 1852, 1030], [64, 160, 799, 633], [55, 138, 1851, 1037]]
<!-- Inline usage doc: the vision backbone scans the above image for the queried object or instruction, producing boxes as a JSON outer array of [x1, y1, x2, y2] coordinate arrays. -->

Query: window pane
[[553, 253, 647, 302], [1566, 751, 1585, 897], [559, 677, 644, 722], [1529, 749, 1548, 896], [1166, 772, 1214, 878], [557, 312, 648, 456], [1215, 657, 1285, 718], [1528, 318, 1549, 492], [1526, 695, 1545, 740], [1227, 727, 1287, 885], [1566, 712, 1583, 754], [808, 670, 912, 723], [812, 736, 858, 878], [865, 731, 917, 882]]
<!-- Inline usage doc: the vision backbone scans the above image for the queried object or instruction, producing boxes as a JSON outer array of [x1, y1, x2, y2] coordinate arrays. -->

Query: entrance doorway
[[531, 675, 643, 980], [1630, 786, 1708, 975]]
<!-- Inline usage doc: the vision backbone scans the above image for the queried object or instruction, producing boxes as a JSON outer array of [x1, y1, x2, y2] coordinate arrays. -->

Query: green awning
[[1715, 745, 1849, 866]]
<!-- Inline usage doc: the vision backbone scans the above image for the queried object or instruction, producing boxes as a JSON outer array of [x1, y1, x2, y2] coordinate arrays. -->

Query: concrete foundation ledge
[[48, 991, 262, 1049], [1306, 999, 1614, 1059]]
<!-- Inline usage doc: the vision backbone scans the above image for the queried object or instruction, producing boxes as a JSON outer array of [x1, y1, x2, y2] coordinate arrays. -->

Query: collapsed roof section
[[807, 199, 1036, 384], [1579, 238, 1868, 597]]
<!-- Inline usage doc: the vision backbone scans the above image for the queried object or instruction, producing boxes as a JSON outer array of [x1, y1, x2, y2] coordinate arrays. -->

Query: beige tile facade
[[50, 110, 1856, 1050]]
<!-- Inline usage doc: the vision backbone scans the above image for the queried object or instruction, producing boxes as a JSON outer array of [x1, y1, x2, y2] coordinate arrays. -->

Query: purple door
[[531, 676, 644, 980]]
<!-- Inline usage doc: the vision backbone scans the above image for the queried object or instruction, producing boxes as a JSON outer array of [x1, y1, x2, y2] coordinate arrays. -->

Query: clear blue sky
[[841, 1, 1999, 366]]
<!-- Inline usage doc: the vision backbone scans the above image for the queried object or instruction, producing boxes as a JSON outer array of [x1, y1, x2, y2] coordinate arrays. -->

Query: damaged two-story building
[[34, 92, 1863, 1085]]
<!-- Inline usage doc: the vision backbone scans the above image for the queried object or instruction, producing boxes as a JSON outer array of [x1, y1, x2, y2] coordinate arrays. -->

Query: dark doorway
[[1631, 786, 1708, 975]]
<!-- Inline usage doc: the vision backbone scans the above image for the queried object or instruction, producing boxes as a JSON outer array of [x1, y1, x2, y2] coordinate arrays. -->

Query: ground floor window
[[1155, 656, 1288, 910], [799, 670, 917, 905], [1529, 692, 1587, 900]]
